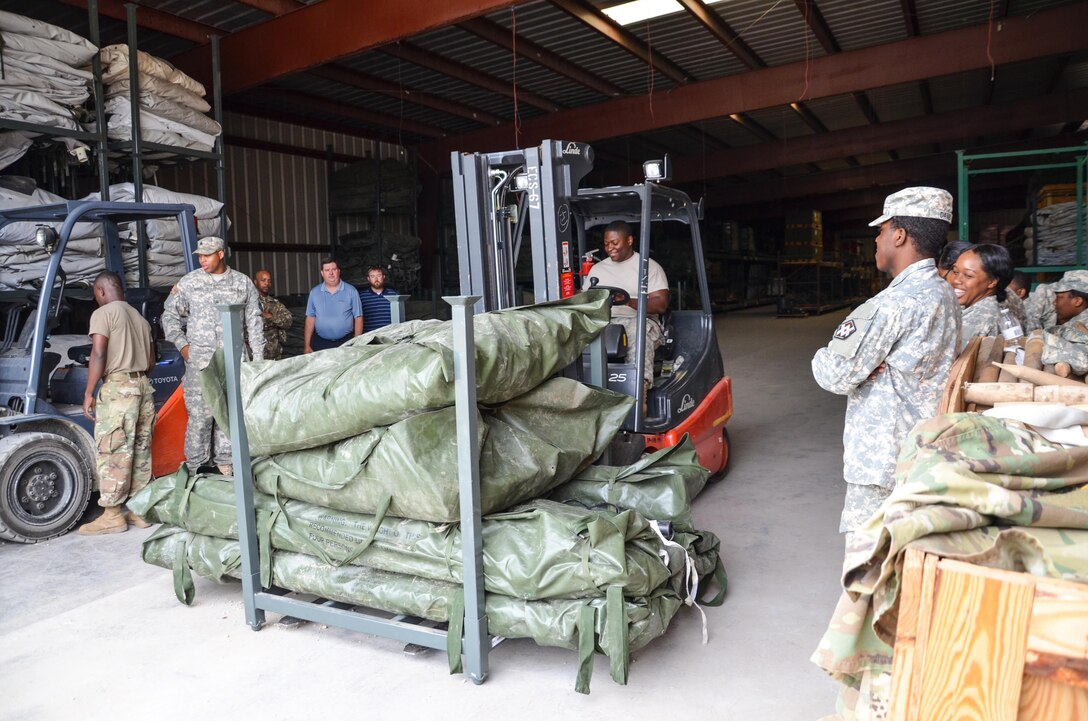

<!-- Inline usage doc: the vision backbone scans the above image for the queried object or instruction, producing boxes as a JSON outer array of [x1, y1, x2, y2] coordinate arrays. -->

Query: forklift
[[451, 139, 732, 473], [0, 200, 197, 542]]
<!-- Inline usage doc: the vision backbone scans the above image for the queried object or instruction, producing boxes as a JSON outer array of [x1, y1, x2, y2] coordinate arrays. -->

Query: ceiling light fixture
[[603, 0, 725, 26]]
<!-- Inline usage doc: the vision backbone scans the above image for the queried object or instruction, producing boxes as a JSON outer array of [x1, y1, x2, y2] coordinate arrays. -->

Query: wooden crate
[[889, 548, 1088, 721]]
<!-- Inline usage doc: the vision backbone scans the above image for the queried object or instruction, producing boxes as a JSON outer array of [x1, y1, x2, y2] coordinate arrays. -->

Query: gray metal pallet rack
[[217, 297, 491, 684]]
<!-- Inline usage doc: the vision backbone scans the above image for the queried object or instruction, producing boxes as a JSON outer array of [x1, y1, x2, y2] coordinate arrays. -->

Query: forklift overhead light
[[644, 155, 671, 182], [513, 173, 530, 191], [34, 225, 58, 252]]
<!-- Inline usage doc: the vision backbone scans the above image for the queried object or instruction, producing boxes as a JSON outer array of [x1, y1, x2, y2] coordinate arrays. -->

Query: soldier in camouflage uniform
[[161, 237, 264, 475], [1023, 280, 1057, 331], [948, 244, 1013, 352], [79, 271, 156, 535], [812, 187, 960, 534], [254, 269, 293, 360], [1041, 270, 1088, 373]]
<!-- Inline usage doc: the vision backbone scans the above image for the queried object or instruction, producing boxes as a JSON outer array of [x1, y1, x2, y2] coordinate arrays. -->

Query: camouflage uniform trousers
[[840, 482, 892, 534], [94, 375, 154, 508], [613, 315, 664, 387], [182, 367, 231, 470]]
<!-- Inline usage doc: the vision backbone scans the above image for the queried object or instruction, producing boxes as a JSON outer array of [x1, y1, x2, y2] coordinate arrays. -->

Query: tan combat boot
[[125, 511, 151, 529], [78, 506, 127, 535], [217, 464, 234, 476]]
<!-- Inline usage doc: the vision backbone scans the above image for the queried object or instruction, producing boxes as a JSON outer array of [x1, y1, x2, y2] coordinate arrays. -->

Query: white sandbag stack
[[99, 45, 221, 152], [0, 180, 227, 289], [92, 182, 228, 286], [0, 11, 98, 168], [1033, 201, 1083, 266]]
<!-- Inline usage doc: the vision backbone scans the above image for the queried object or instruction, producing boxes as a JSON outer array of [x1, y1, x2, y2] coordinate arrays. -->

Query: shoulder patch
[[833, 319, 857, 340]]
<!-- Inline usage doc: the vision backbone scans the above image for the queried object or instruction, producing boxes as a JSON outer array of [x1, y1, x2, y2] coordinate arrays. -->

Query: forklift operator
[[585, 220, 669, 387]]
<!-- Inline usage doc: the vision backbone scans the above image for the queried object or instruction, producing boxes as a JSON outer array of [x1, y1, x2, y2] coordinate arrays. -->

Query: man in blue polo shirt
[[304, 256, 362, 353], [359, 265, 398, 334]]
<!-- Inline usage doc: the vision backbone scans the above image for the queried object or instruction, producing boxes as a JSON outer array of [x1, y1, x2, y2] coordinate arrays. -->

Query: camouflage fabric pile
[[813, 413, 1088, 720], [136, 292, 727, 692]]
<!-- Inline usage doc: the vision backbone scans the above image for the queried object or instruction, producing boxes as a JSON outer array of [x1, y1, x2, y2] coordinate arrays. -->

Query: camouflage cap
[[1053, 269, 1088, 294], [193, 236, 225, 255], [869, 186, 954, 227]]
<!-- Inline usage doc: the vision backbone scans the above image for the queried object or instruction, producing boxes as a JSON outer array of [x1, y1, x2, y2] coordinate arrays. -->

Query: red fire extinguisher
[[560, 241, 575, 298], [581, 251, 596, 279]]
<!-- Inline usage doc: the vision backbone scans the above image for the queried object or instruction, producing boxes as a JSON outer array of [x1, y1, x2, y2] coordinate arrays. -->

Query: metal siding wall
[[154, 112, 406, 296]]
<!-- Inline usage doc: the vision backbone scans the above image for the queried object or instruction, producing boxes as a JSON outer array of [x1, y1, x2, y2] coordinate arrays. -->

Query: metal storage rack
[[0, 0, 227, 289], [217, 298, 491, 684], [956, 144, 1088, 272], [776, 259, 846, 317]]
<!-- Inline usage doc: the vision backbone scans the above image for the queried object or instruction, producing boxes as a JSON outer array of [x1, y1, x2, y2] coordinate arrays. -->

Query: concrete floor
[[0, 306, 850, 721]]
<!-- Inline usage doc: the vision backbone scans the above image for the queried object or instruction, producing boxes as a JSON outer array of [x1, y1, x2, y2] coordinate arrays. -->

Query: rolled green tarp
[[202, 290, 612, 455], [142, 526, 684, 692], [549, 437, 710, 529], [129, 470, 677, 600], [250, 377, 633, 522]]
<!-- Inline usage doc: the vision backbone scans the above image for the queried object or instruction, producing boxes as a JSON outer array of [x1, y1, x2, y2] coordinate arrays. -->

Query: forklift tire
[[0, 432, 92, 543], [708, 428, 731, 483]]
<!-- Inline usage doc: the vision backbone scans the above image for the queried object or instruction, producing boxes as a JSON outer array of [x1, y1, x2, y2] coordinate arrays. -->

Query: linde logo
[[562, 142, 581, 155], [678, 394, 695, 413]]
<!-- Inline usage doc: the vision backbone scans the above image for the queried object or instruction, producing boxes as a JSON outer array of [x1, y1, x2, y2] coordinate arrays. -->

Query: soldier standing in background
[[78, 271, 156, 535], [161, 237, 264, 476], [812, 187, 960, 536], [254, 269, 293, 360]]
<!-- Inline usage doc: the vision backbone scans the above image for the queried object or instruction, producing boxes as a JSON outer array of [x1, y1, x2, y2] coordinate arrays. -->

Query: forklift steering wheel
[[588, 282, 631, 308]]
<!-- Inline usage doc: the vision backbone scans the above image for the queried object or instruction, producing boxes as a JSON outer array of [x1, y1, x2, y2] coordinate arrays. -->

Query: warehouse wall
[[154, 113, 413, 295]]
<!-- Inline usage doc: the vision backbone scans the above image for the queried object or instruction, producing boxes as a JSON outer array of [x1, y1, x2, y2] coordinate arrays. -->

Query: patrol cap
[[193, 236, 225, 255], [868, 187, 954, 227], [1053, 270, 1088, 295]]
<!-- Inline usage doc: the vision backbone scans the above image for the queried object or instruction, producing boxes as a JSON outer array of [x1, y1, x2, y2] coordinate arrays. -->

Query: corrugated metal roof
[[4, 0, 1084, 222], [817, 0, 907, 51]]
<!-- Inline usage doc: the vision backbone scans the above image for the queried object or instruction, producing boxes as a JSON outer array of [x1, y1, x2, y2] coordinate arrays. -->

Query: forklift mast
[[451, 140, 594, 311]]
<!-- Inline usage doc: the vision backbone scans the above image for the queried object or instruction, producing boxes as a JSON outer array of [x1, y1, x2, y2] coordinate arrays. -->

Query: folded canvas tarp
[[206, 291, 613, 455], [143, 525, 692, 692], [236, 377, 632, 521], [129, 469, 683, 600], [550, 438, 710, 529]]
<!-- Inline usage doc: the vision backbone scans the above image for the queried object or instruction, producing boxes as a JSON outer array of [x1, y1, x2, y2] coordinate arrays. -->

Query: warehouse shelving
[[776, 259, 847, 317], [956, 144, 1088, 273], [0, 1, 227, 288]]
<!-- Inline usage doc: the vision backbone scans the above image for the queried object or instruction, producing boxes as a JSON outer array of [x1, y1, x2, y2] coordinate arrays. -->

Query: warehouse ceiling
[[22, 0, 1088, 223]]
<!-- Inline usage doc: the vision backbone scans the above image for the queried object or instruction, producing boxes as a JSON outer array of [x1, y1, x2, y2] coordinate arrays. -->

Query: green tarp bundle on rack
[[247, 377, 632, 521], [201, 290, 613, 456], [129, 469, 684, 600], [142, 525, 723, 692], [550, 438, 711, 529]]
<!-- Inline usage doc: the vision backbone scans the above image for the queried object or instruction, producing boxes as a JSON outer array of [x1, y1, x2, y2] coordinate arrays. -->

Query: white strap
[[649, 522, 709, 644]]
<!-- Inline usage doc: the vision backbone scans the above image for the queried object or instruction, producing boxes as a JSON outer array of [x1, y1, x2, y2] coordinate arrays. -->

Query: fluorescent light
[[603, 0, 684, 26], [603, 0, 728, 26]]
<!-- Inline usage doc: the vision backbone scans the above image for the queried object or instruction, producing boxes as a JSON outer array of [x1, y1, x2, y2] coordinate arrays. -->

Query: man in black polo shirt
[[359, 265, 398, 334]]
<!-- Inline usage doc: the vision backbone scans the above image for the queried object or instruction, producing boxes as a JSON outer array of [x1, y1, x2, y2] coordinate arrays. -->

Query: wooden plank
[[1017, 674, 1088, 721], [889, 549, 927, 720], [1024, 580, 1088, 689], [915, 560, 1036, 721], [904, 553, 941, 721]]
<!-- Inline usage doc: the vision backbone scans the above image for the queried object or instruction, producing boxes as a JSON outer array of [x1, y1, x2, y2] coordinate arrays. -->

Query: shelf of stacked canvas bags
[[956, 145, 1088, 273], [0, 2, 227, 291]]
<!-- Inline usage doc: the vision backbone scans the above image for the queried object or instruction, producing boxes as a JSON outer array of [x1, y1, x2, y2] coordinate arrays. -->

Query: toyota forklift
[[451, 139, 732, 473], [0, 200, 197, 542]]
